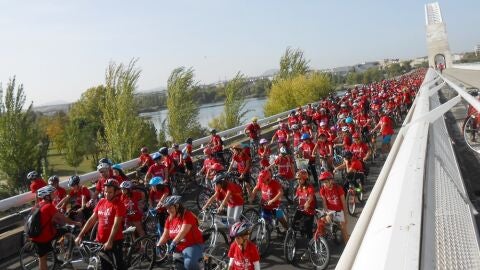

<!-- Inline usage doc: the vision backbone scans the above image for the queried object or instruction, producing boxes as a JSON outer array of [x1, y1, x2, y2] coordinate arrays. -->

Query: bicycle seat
[[123, 226, 136, 234]]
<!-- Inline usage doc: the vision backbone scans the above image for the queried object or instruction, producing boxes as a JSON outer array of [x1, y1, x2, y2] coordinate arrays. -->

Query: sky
[[0, 0, 479, 106]]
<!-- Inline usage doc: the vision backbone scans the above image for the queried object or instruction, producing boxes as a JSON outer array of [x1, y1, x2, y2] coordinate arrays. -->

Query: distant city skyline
[[0, 0, 479, 106]]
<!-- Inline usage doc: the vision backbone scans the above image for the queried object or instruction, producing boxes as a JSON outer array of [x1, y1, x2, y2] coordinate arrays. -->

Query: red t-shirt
[[170, 150, 183, 167], [182, 144, 193, 163], [296, 184, 316, 215], [349, 142, 369, 160], [380, 116, 394, 136], [348, 159, 364, 172], [30, 201, 57, 243], [120, 191, 143, 222], [147, 163, 167, 180], [292, 131, 302, 147], [215, 182, 244, 207], [228, 241, 260, 270], [30, 179, 46, 194], [274, 129, 288, 142], [245, 123, 261, 139], [256, 178, 282, 210], [210, 135, 223, 152], [163, 156, 176, 175], [139, 153, 154, 167], [94, 197, 126, 243], [342, 135, 352, 148], [299, 141, 315, 161], [232, 152, 250, 174], [315, 141, 331, 157], [95, 177, 108, 193], [165, 210, 204, 252], [356, 114, 370, 128], [53, 186, 67, 210], [69, 186, 91, 207], [320, 184, 345, 211], [149, 186, 171, 207], [274, 155, 294, 179]]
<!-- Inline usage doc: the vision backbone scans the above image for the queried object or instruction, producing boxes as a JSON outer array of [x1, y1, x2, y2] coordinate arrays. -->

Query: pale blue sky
[[0, 0, 479, 106]]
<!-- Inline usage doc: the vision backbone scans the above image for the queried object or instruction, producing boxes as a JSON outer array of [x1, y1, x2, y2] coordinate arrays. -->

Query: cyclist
[[270, 123, 289, 148], [170, 143, 185, 173], [28, 171, 46, 199], [228, 221, 261, 270], [30, 185, 81, 270], [333, 151, 366, 190], [75, 179, 127, 270], [198, 148, 220, 181], [111, 164, 128, 185], [180, 138, 194, 176], [249, 170, 288, 231], [270, 146, 295, 191], [91, 162, 113, 204], [209, 129, 224, 162], [371, 110, 394, 156], [137, 147, 154, 175], [257, 138, 271, 168], [159, 147, 176, 181], [145, 152, 168, 184], [148, 176, 171, 232], [316, 121, 329, 139], [244, 116, 261, 145], [349, 133, 372, 164], [300, 120, 313, 138], [297, 133, 319, 184], [227, 144, 252, 193], [157, 195, 205, 270], [120, 180, 146, 237], [48, 175, 66, 212], [318, 171, 349, 244], [292, 170, 316, 239], [202, 173, 244, 225], [58, 175, 92, 223], [287, 111, 299, 129], [290, 124, 302, 151]]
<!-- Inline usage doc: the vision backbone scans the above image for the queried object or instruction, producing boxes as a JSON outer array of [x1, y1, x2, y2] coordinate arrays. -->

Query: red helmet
[[319, 171, 334, 181], [352, 133, 360, 139], [211, 163, 224, 172], [258, 170, 271, 182], [203, 148, 212, 156]]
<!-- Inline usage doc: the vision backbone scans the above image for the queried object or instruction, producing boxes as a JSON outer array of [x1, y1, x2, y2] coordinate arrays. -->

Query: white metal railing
[[452, 63, 480, 71], [336, 68, 480, 269], [0, 102, 310, 212]]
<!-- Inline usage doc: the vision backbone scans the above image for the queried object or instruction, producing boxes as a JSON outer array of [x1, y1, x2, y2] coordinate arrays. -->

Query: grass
[[47, 147, 94, 178]]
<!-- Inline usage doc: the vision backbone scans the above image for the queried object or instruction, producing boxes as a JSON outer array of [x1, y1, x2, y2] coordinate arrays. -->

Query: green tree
[[264, 72, 333, 116], [167, 67, 203, 142], [62, 119, 85, 173], [102, 59, 158, 162], [0, 77, 42, 193], [277, 47, 310, 80]]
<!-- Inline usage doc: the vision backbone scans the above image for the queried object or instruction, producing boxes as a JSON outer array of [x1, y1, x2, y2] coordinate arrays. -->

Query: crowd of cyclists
[[24, 69, 426, 270]]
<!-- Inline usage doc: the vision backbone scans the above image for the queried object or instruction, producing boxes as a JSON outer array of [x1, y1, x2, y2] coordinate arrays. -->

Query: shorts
[[327, 210, 345, 223], [32, 241, 53, 257], [184, 160, 193, 171], [382, 135, 392, 144]]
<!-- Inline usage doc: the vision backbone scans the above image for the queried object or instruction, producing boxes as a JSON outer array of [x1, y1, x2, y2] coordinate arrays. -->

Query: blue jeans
[[181, 244, 204, 270]]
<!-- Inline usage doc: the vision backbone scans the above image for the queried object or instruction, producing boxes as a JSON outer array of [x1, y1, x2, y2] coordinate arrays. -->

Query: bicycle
[[283, 208, 315, 264], [249, 204, 288, 258], [344, 172, 365, 216], [274, 174, 296, 203]]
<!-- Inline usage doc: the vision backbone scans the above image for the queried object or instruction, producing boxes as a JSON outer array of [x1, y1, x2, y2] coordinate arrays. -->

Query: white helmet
[[120, 180, 133, 189], [97, 163, 110, 172], [37, 185, 56, 199], [341, 126, 349, 132]]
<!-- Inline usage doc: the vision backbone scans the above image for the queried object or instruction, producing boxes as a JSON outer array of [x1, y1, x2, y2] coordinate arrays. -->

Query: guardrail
[[336, 68, 480, 269], [452, 63, 480, 71]]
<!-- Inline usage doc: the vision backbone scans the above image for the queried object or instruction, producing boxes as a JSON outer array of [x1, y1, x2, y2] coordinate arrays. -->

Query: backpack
[[25, 205, 43, 238]]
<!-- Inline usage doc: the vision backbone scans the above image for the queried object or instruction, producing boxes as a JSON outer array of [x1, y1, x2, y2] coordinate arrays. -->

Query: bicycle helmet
[[212, 173, 227, 185], [152, 152, 161, 160], [352, 133, 360, 139], [230, 221, 251, 238], [210, 129, 217, 134], [258, 170, 271, 182], [99, 158, 113, 165], [291, 124, 299, 130], [319, 121, 326, 127], [112, 164, 122, 171], [68, 175, 81, 187], [345, 117, 353, 124], [344, 151, 353, 159], [48, 175, 59, 185], [97, 163, 110, 172], [300, 133, 310, 141], [330, 126, 337, 132], [37, 185, 56, 199], [172, 143, 179, 148], [340, 103, 347, 108], [104, 178, 119, 189], [319, 171, 334, 181], [296, 169, 309, 180], [301, 120, 308, 125], [27, 171, 38, 180], [279, 146, 288, 155], [251, 117, 258, 122], [141, 147, 149, 153], [159, 147, 169, 156], [162, 195, 182, 207], [259, 138, 268, 145], [186, 138, 193, 144], [211, 163, 225, 172], [149, 176, 164, 186], [341, 126, 349, 132], [120, 180, 133, 189]]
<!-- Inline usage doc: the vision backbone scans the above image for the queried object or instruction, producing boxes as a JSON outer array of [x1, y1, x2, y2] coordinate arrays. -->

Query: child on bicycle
[[120, 180, 146, 237], [292, 170, 316, 239], [228, 221, 261, 270]]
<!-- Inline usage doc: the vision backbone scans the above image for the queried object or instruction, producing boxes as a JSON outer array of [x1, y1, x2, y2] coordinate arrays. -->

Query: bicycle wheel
[[203, 228, 230, 259], [331, 223, 343, 246], [173, 174, 188, 195], [249, 222, 270, 257], [283, 229, 297, 264], [20, 241, 57, 270], [196, 188, 214, 210], [309, 237, 330, 269], [127, 236, 156, 270], [346, 191, 356, 216], [143, 213, 158, 236], [198, 210, 214, 230], [240, 208, 260, 225]]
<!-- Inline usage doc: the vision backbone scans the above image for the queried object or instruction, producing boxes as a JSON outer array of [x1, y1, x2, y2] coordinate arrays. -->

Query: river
[[140, 97, 267, 131]]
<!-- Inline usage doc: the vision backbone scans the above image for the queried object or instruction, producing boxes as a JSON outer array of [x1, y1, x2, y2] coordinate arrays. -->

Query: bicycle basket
[[295, 158, 309, 170]]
